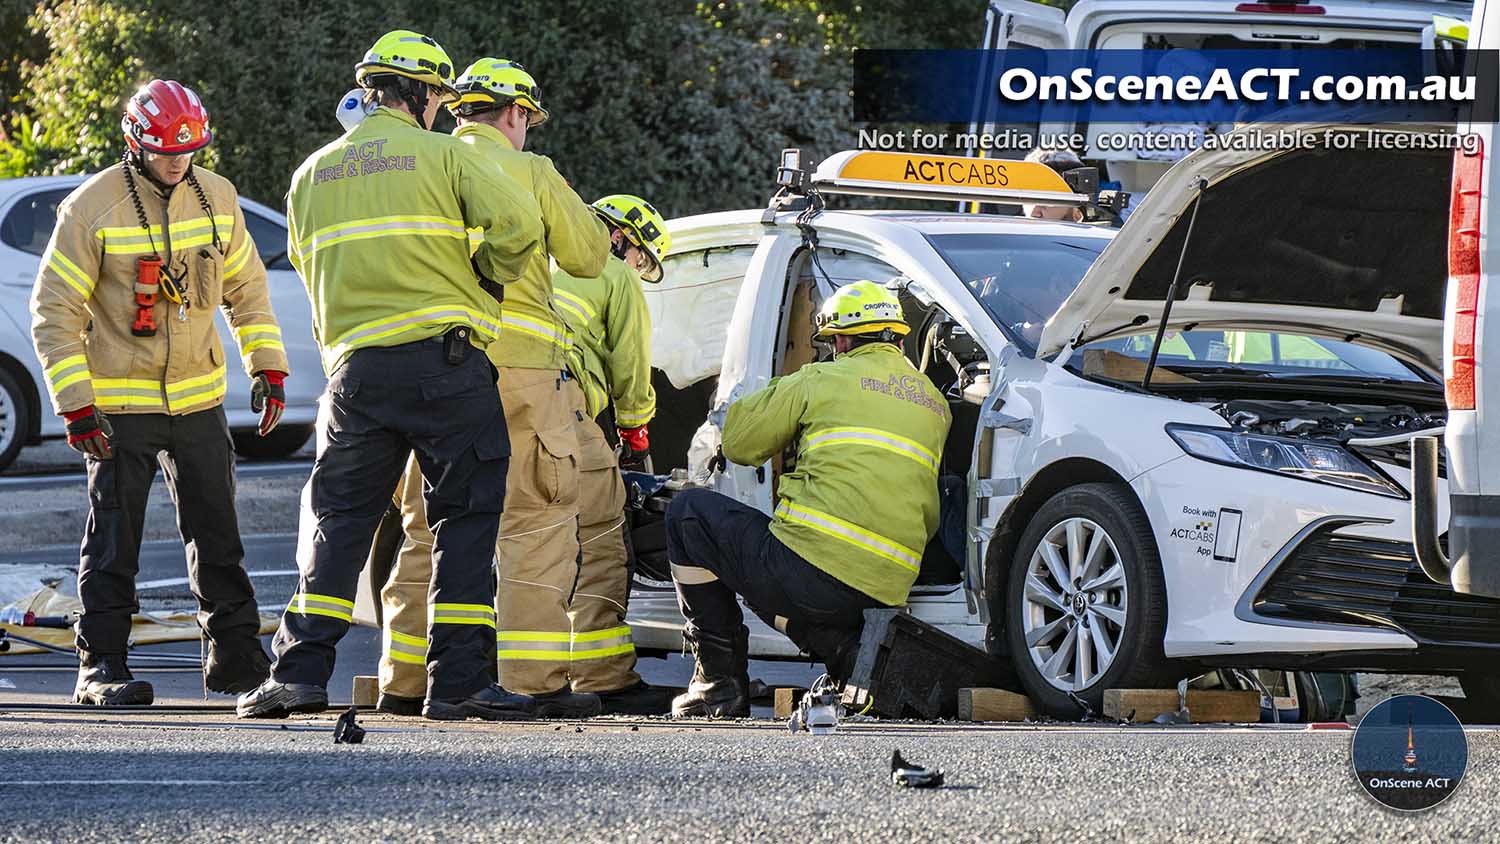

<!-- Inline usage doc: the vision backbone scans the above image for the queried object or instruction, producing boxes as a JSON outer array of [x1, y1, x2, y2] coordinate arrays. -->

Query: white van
[[1413, 7, 1499, 601], [976, 0, 1474, 195]]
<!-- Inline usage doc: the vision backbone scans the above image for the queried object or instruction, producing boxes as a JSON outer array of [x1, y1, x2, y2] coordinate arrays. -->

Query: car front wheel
[[231, 423, 313, 460], [1004, 482, 1174, 718], [0, 366, 33, 473]]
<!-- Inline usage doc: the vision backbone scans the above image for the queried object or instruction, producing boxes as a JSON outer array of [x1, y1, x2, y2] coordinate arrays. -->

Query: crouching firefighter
[[29, 79, 291, 705], [553, 194, 677, 715], [239, 31, 546, 720], [665, 280, 951, 717]]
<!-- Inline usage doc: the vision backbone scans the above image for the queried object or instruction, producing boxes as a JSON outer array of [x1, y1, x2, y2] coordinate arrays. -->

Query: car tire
[[1004, 482, 1175, 718], [0, 366, 33, 473], [231, 423, 313, 460]]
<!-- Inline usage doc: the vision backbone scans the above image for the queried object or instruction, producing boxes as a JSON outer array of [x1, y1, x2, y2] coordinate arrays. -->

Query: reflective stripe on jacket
[[453, 123, 607, 371], [285, 108, 544, 372], [30, 165, 288, 415], [722, 343, 951, 606], [552, 256, 655, 426]]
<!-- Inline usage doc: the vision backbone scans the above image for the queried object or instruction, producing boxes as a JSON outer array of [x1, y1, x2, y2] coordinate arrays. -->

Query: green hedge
[[4, 1, 998, 217]]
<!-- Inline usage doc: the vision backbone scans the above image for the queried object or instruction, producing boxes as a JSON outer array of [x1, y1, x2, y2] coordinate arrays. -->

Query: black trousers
[[78, 406, 257, 659], [664, 489, 884, 670], [271, 337, 509, 700]]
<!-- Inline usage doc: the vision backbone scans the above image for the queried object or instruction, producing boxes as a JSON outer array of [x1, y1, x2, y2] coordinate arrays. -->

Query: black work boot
[[377, 692, 424, 717], [424, 683, 537, 721], [203, 640, 272, 695], [74, 655, 153, 706], [236, 680, 328, 718], [596, 681, 678, 716], [671, 625, 750, 718], [532, 687, 603, 719]]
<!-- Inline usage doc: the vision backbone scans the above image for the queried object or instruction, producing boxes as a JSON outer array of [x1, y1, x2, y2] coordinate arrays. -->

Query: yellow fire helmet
[[593, 194, 670, 283], [355, 30, 459, 103], [449, 58, 548, 126], [814, 280, 909, 339]]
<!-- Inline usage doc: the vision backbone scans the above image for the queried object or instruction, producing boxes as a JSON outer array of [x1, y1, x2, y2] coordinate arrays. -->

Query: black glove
[[707, 446, 727, 475]]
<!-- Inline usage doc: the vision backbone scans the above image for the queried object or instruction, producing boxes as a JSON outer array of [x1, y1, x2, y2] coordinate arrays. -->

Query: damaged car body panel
[[625, 131, 1500, 716]]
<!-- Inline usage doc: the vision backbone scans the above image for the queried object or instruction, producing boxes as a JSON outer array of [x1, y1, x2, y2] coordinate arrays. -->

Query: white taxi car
[[0, 175, 324, 470], [627, 133, 1500, 718]]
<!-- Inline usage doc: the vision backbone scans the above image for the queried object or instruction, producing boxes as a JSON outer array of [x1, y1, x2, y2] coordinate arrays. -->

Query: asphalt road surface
[[4, 466, 1496, 842], [0, 531, 823, 706], [2, 713, 1497, 843]]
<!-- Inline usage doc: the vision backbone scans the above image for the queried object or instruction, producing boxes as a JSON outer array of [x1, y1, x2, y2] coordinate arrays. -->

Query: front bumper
[[1134, 454, 1466, 660], [1236, 519, 1500, 672]]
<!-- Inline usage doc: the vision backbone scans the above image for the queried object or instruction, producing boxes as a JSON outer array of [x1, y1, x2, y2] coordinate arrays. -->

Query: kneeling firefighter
[[665, 280, 951, 717], [30, 79, 290, 704]]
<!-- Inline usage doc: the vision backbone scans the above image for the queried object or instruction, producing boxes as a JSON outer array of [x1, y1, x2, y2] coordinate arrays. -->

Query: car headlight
[[1165, 424, 1405, 498]]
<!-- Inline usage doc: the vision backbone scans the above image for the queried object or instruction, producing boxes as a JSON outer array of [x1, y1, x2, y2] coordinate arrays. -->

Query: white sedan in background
[[0, 175, 324, 470]]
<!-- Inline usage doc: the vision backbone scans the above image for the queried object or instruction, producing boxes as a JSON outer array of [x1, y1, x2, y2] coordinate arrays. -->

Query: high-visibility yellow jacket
[[453, 123, 607, 371], [30, 163, 288, 416], [285, 108, 544, 372], [552, 256, 655, 427], [723, 343, 951, 606]]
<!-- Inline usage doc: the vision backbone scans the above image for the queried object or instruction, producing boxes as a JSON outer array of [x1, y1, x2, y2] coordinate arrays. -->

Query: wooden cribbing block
[[1103, 689, 1261, 723], [958, 688, 1037, 722], [773, 688, 806, 719], [352, 675, 379, 708]]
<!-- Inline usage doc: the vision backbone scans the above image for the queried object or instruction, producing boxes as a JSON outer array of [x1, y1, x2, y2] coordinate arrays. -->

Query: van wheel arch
[[982, 458, 1162, 658]]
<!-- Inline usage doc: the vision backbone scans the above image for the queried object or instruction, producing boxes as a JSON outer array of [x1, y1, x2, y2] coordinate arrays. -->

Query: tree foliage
[[2, 0, 995, 216]]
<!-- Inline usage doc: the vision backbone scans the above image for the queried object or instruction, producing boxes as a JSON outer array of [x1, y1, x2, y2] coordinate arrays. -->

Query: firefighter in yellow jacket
[[552, 194, 677, 715], [666, 281, 951, 717], [29, 80, 290, 706], [239, 32, 547, 721], [373, 57, 610, 719]]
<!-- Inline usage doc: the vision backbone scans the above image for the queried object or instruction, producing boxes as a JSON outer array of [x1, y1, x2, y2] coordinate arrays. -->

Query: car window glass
[[1088, 329, 1425, 381], [240, 207, 293, 270], [927, 232, 1105, 354], [1, 188, 74, 256]]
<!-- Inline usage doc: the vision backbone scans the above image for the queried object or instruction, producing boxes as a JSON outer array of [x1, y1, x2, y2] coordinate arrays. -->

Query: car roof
[[0, 173, 286, 224], [666, 207, 1116, 248], [0, 174, 87, 200]]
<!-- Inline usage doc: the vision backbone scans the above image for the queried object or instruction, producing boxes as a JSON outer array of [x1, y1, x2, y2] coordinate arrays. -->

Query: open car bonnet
[[1037, 125, 1452, 373]]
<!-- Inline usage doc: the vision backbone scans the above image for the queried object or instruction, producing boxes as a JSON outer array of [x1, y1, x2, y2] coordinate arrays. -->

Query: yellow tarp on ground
[[1, 587, 280, 656]]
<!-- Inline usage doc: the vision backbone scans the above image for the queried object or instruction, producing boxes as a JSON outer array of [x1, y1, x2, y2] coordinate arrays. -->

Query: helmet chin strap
[[400, 78, 432, 130], [609, 229, 629, 261]]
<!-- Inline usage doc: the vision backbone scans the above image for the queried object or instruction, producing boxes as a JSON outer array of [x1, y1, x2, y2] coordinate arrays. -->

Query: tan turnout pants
[[565, 378, 640, 693], [379, 367, 581, 698]]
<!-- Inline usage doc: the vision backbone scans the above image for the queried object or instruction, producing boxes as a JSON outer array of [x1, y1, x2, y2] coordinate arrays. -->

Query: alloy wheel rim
[[1021, 517, 1128, 692], [0, 382, 15, 460]]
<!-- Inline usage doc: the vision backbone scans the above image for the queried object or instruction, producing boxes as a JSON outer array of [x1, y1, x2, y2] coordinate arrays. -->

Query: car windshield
[[1080, 329, 1427, 382], [926, 232, 1105, 355]]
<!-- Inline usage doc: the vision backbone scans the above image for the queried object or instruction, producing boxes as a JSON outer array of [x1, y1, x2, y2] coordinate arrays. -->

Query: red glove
[[63, 405, 113, 460], [618, 425, 649, 452], [251, 370, 286, 437], [618, 425, 650, 469]]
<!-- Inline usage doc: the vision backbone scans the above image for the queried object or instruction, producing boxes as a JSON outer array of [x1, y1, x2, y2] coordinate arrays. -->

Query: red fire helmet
[[121, 79, 212, 155]]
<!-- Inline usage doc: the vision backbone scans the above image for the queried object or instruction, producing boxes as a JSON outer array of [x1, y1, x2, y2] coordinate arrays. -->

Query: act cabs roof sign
[[809, 150, 1089, 207]]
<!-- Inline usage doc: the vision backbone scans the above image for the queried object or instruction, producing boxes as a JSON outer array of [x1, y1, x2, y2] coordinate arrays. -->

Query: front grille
[[1253, 529, 1500, 644]]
